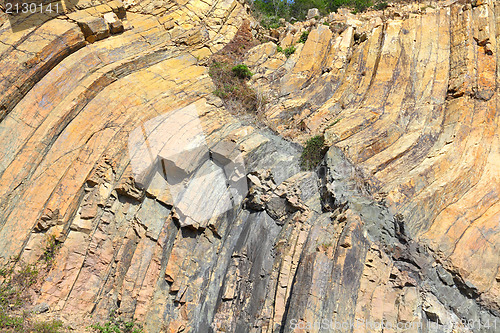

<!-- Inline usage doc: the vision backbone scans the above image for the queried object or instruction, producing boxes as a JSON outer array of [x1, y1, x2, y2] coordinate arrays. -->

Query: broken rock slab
[[68, 12, 110, 43], [103, 12, 124, 34]]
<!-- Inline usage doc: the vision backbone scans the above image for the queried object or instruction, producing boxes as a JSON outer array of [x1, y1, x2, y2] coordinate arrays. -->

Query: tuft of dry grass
[[0, 237, 67, 332], [209, 61, 259, 113]]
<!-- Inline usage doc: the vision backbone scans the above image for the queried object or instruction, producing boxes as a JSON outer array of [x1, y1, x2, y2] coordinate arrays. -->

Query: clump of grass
[[326, 118, 342, 129], [209, 61, 259, 113], [320, 241, 333, 248], [299, 31, 309, 43], [0, 261, 38, 311], [32, 320, 65, 333], [300, 135, 328, 170], [0, 235, 67, 332], [0, 310, 23, 331], [90, 313, 143, 333]]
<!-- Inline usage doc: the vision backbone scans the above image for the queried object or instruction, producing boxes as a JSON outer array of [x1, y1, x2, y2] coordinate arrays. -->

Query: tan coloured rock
[[0, 1, 498, 332], [103, 12, 124, 34]]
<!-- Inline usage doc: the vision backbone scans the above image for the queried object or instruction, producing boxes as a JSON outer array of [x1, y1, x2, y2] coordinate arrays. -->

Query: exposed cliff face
[[0, 0, 498, 332], [246, 0, 500, 323]]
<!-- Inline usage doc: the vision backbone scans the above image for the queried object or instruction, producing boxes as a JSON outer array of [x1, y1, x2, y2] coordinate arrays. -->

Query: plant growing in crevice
[[300, 135, 328, 170], [208, 21, 266, 115], [277, 45, 296, 58], [209, 61, 259, 113], [41, 234, 61, 267], [231, 64, 253, 79], [299, 31, 309, 43], [284, 45, 296, 57], [90, 311, 143, 333], [325, 118, 342, 129]]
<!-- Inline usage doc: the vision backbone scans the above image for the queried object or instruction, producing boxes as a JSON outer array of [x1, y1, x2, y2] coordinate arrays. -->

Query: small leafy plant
[[42, 235, 60, 267], [299, 31, 309, 43], [32, 320, 65, 333], [300, 135, 328, 170], [283, 45, 296, 58], [277, 45, 296, 58], [326, 118, 342, 129], [231, 64, 253, 79]]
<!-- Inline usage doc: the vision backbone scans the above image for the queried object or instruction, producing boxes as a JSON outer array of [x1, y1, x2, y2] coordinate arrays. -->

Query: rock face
[[0, 0, 498, 332]]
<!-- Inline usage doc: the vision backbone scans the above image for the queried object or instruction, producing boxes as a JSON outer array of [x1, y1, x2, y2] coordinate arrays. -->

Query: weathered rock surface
[[0, 0, 498, 332]]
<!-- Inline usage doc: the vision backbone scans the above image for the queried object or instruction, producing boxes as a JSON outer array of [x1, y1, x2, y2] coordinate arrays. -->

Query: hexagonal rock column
[[128, 104, 248, 229]]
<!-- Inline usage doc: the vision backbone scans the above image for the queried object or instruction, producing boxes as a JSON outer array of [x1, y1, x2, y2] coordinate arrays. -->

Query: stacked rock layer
[[0, 0, 498, 332]]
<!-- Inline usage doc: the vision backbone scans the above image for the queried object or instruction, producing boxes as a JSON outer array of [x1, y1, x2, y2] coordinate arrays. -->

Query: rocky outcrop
[[246, 0, 500, 325], [0, 0, 498, 332]]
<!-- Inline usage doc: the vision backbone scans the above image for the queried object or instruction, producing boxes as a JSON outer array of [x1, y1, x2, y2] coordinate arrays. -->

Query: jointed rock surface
[[0, 0, 498, 332]]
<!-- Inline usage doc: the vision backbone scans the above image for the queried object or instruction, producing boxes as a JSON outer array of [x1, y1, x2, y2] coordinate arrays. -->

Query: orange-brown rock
[[0, 0, 498, 332]]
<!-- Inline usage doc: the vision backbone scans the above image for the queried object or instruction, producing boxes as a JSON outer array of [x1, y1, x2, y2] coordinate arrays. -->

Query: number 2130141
[[5, 2, 61, 14]]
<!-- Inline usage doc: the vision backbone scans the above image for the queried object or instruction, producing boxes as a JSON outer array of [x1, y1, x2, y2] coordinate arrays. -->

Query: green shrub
[[209, 62, 259, 113], [213, 88, 228, 99], [299, 31, 309, 43], [0, 311, 23, 330], [231, 64, 253, 79], [277, 45, 296, 57], [90, 317, 143, 333], [0, 261, 38, 310], [353, 0, 373, 12], [42, 235, 60, 266], [32, 320, 65, 333], [283, 45, 296, 58], [374, 1, 388, 10], [252, 0, 380, 23], [258, 15, 284, 29], [300, 135, 328, 170]]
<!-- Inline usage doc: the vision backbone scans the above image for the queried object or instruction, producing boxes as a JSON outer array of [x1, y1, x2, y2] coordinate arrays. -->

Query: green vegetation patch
[[231, 64, 254, 79], [276, 45, 296, 58], [0, 257, 67, 333], [300, 135, 328, 170], [90, 316, 143, 333], [251, 0, 387, 23], [209, 61, 259, 113], [299, 31, 309, 43]]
